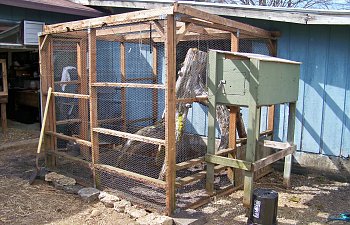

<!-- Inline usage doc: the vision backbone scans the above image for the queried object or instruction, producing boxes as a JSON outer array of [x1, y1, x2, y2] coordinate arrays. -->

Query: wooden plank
[[152, 45, 158, 124], [52, 92, 89, 99], [229, 33, 240, 186], [120, 42, 127, 132], [205, 154, 252, 171], [54, 80, 81, 85], [47, 150, 92, 167], [206, 50, 217, 194], [264, 140, 291, 149], [165, 14, 176, 216], [253, 145, 295, 172], [96, 23, 151, 36], [176, 165, 226, 187], [46, 131, 92, 147], [95, 163, 166, 188], [77, 38, 90, 159], [175, 96, 208, 103], [267, 39, 276, 138], [243, 104, 261, 207], [152, 21, 165, 37], [93, 128, 165, 145], [176, 156, 204, 171], [176, 22, 191, 44], [56, 119, 82, 125], [228, 106, 238, 184], [284, 102, 296, 188], [1, 104, 6, 131], [43, 7, 174, 35], [88, 28, 100, 188], [176, 11, 271, 39], [39, 34, 48, 51], [91, 82, 165, 89]]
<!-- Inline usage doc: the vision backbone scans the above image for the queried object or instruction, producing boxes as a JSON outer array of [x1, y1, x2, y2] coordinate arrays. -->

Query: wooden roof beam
[[42, 6, 174, 35], [174, 4, 273, 39]]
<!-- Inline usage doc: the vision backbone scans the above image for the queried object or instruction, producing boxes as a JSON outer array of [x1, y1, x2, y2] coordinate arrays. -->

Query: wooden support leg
[[1, 103, 7, 132], [283, 102, 296, 188], [243, 105, 261, 207]]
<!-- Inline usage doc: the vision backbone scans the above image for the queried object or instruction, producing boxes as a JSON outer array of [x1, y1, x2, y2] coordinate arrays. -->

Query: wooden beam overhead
[[174, 4, 272, 39], [42, 6, 174, 35]]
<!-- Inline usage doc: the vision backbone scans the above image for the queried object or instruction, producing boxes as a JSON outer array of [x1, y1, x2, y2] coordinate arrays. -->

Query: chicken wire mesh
[[40, 17, 274, 212]]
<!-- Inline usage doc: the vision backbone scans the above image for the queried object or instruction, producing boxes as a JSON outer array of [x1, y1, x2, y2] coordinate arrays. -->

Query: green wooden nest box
[[208, 50, 301, 106]]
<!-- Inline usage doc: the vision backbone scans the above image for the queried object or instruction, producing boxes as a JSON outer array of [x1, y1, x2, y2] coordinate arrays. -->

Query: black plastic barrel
[[247, 188, 278, 225]]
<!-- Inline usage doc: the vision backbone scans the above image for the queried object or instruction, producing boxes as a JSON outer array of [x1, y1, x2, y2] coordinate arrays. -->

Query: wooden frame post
[[283, 102, 296, 188], [0, 59, 8, 132], [227, 33, 239, 185], [206, 51, 217, 194], [243, 103, 261, 207], [88, 28, 100, 188], [40, 35, 56, 168], [120, 42, 127, 132], [77, 38, 90, 159], [165, 15, 176, 216], [267, 39, 277, 135]]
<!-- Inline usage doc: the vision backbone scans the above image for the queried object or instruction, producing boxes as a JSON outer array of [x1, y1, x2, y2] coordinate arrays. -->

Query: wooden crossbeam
[[91, 82, 165, 89], [52, 92, 89, 99], [45, 131, 92, 147], [253, 145, 295, 171], [205, 154, 252, 171], [95, 163, 166, 188], [93, 127, 165, 145]]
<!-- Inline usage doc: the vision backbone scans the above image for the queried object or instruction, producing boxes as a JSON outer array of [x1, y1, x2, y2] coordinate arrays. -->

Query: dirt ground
[[0, 127, 349, 225]]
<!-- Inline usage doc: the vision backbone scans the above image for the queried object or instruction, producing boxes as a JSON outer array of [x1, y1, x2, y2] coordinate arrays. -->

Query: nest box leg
[[284, 102, 296, 188]]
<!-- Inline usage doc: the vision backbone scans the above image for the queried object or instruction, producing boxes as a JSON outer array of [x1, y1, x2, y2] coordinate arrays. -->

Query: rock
[[137, 213, 157, 224], [125, 206, 147, 219], [90, 209, 102, 217], [45, 172, 76, 186], [137, 213, 174, 225], [172, 209, 207, 225], [78, 187, 100, 203], [63, 185, 84, 194], [153, 215, 174, 225], [98, 191, 120, 208], [113, 199, 131, 213]]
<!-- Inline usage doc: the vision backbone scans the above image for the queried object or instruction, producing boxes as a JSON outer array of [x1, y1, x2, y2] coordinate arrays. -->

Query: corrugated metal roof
[[1, 0, 105, 17], [69, 0, 350, 24]]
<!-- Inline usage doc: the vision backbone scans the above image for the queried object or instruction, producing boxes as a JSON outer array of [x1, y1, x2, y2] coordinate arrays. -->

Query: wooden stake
[[165, 15, 176, 216]]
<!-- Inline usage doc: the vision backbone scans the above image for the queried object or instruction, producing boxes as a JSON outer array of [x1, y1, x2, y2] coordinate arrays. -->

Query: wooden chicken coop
[[0, 59, 8, 131], [39, 4, 283, 215]]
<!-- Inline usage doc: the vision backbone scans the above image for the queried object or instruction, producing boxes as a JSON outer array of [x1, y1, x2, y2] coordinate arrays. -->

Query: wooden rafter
[[174, 4, 272, 39], [42, 6, 174, 35]]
